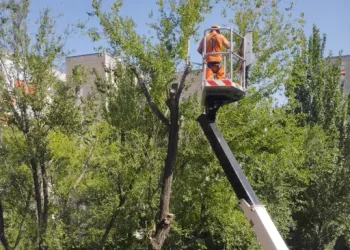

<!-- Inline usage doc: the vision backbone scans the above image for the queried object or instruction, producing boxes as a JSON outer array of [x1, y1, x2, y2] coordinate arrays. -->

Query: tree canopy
[[0, 0, 349, 249]]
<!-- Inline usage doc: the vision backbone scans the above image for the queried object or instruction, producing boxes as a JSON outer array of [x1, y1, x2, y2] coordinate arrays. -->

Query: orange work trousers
[[206, 62, 225, 79]]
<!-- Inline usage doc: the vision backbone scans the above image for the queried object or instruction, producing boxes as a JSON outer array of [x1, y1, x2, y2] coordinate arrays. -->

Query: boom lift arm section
[[197, 114, 289, 250], [197, 114, 259, 205]]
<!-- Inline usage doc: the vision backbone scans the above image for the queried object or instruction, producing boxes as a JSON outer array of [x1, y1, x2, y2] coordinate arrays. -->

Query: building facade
[[65, 53, 115, 100], [340, 55, 350, 93], [66, 53, 203, 101], [175, 70, 202, 100]]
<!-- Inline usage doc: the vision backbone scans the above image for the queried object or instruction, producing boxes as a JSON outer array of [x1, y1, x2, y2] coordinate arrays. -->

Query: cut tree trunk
[[148, 86, 179, 250]]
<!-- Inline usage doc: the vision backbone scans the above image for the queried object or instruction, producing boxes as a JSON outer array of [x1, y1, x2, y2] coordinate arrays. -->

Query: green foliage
[[1, 1, 349, 250], [287, 25, 343, 132], [224, 0, 304, 94], [219, 95, 306, 241], [0, 0, 87, 249], [285, 25, 350, 249]]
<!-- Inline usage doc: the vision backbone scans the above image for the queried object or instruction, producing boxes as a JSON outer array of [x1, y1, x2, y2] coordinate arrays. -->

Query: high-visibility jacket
[[198, 32, 230, 62]]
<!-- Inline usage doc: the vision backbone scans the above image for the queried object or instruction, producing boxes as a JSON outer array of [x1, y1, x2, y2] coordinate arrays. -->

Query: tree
[[81, 63, 166, 249], [91, 0, 212, 248], [285, 25, 350, 249], [3, 0, 347, 249], [0, 0, 86, 248]]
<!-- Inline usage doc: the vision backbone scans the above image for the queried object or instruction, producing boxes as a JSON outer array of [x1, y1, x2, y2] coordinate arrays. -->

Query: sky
[[27, 0, 350, 69]]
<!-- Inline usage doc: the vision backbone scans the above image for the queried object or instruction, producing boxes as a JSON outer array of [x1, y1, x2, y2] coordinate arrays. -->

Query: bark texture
[[0, 200, 10, 250], [148, 65, 191, 250]]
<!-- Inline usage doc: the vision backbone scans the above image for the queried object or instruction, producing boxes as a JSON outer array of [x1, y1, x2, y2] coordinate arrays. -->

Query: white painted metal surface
[[239, 199, 289, 250], [244, 32, 253, 67]]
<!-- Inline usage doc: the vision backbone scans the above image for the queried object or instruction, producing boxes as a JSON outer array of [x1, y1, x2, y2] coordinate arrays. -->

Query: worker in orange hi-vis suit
[[197, 25, 231, 79]]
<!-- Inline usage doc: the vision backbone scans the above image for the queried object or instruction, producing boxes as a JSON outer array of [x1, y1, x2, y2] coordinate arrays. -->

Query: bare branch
[[70, 144, 95, 193], [175, 63, 191, 102], [130, 67, 170, 128], [73, 169, 88, 191]]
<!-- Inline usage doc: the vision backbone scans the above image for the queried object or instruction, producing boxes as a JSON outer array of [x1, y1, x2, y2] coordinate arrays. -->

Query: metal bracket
[[204, 97, 223, 122]]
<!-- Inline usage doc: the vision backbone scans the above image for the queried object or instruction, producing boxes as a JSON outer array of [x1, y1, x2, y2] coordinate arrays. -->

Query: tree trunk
[[99, 196, 127, 250], [40, 163, 49, 227], [30, 159, 42, 227], [148, 90, 179, 250], [40, 162, 49, 250], [0, 200, 11, 250], [30, 158, 47, 250]]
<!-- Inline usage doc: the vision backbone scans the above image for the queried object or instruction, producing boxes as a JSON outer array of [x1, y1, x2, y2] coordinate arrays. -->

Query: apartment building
[[1, 52, 202, 111], [340, 55, 350, 93], [65, 53, 203, 100], [65, 53, 116, 100]]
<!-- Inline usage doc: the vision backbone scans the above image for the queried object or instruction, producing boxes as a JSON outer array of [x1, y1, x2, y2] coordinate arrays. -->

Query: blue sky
[[28, 0, 350, 68]]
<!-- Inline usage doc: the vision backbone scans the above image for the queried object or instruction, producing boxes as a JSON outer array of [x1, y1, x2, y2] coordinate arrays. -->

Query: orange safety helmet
[[210, 24, 220, 33]]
